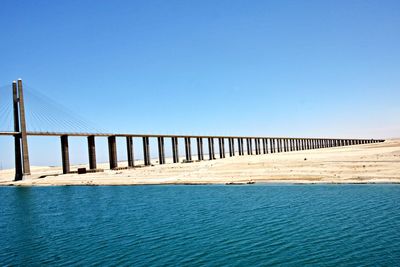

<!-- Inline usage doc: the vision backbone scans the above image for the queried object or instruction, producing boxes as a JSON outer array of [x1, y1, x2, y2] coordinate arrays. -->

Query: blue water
[[1, 185, 400, 266]]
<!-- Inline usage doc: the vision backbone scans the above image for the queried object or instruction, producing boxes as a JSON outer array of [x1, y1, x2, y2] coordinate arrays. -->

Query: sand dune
[[1, 139, 399, 186]]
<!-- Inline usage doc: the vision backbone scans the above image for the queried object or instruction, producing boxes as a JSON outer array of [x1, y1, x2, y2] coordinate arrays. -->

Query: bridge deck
[[0, 131, 380, 140]]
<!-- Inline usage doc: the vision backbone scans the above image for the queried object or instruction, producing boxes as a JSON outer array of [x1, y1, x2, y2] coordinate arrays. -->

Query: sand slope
[[1, 139, 399, 186]]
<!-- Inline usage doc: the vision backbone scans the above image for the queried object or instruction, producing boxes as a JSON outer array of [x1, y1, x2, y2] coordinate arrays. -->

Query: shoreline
[[2, 181, 400, 187]]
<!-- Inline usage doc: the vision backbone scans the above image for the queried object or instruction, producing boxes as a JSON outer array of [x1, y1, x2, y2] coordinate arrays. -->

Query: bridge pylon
[[12, 79, 30, 180]]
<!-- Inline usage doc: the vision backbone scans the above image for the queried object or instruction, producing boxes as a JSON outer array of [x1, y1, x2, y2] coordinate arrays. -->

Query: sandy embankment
[[0, 139, 399, 186]]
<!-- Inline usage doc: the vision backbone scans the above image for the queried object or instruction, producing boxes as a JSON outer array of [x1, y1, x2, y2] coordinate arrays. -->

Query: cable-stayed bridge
[[0, 79, 384, 181]]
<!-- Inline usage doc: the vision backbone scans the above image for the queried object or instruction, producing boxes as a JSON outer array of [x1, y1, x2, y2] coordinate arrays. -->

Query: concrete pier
[[262, 139, 267, 154], [238, 138, 244, 155], [254, 139, 259, 155], [246, 138, 252, 155], [158, 137, 165, 164], [185, 137, 192, 161], [208, 138, 215, 160], [271, 139, 275, 153], [88, 136, 97, 170], [197, 137, 204, 160], [229, 138, 235, 157], [126, 136, 134, 167], [172, 137, 179, 163], [61, 135, 70, 174], [143, 137, 151, 166], [276, 139, 281, 152], [108, 136, 117, 169], [218, 138, 225, 158]]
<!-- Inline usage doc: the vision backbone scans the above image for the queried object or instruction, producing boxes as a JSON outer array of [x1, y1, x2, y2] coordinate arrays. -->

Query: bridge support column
[[229, 138, 235, 157], [262, 139, 267, 154], [88, 136, 97, 170], [271, 139, 276, 153], [254, 139, 259, 155], [172, 137, 179, 163], [208, 138, 215, 160], [197, 137, 204, 160], [238, 138, 244, 155], [126, 136, 134, 167], [218, 138, 225, 158], [143, 137, 150, 166], [60, 135, 70, 174], [158, 137, 165, 164], [185, 137, 192, 162], [108, 136, 117, 169], [246, 138, 252, 155]]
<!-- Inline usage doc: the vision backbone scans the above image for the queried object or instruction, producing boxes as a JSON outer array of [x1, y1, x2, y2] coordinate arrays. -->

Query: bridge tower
[[12, 79, 30, 180]]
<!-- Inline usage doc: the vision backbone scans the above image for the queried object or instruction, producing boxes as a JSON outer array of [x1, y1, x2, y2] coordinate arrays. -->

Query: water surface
[[1, 185, 399, 266]]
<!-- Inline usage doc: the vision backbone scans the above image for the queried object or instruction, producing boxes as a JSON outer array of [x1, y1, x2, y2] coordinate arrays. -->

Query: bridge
[[1, 79, 384, 181]]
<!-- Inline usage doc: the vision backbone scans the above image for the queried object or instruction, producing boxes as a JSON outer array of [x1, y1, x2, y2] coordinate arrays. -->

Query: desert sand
[[1, 139, 399, 186]]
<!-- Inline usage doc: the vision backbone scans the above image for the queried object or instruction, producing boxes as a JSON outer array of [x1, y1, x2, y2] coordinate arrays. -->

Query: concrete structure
[[157, 137, 165, 164], [197, 137, 204, 160], [185, 137, 192, 162], [12, 81, 23, 180], [4, 79, 385, 180], [218, 138, 225, 159], [88, 135, 97, 169], [108, 136, 117, 169], [143, 136, 150, 166], [172, 137, 179, 163], [61, 135, 70, 174]]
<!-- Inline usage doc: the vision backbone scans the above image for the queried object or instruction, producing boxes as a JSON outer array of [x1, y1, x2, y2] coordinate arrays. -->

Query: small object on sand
[[304, 158, 307, 161], [226, 180, 255, 185], [77, 168, 87, 174]]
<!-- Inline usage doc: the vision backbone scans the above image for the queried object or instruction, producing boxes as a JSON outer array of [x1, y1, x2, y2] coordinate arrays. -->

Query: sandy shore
[[1, 139, 399, 186]]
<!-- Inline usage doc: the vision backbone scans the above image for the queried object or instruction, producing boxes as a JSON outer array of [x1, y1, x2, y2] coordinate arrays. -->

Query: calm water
[[1, 185, 400, 266]]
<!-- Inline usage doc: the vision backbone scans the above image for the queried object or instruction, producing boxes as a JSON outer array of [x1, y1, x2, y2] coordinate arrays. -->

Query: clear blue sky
[[0, 0, 399, 167]]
